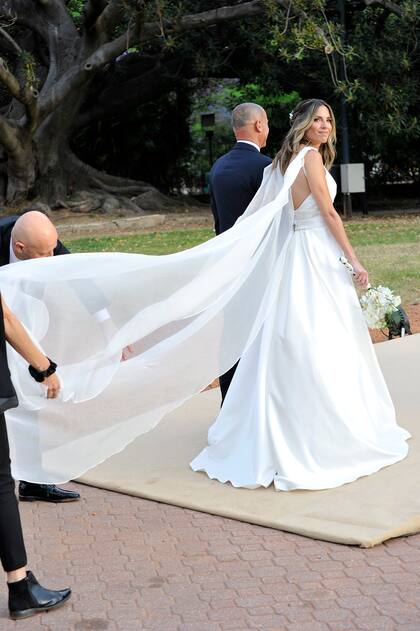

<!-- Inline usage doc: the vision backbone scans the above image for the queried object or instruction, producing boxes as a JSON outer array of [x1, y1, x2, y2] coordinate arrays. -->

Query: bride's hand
[[351, 260, 369, 288], [121, 345, 133, 362]]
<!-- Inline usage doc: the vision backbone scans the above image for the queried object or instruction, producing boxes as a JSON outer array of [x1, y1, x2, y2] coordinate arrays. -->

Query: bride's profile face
[[304, 105, 333, 146]]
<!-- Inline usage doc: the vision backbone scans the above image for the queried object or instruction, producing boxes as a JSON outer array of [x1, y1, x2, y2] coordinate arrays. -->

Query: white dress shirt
[[237, 140, 260, 152], [9, 241, 19, 264]]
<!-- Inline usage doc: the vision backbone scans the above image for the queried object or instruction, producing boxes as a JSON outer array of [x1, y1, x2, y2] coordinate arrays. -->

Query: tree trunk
[[2, 126, 156, 205], [1, 0, 292, 207], [34, 144, 74, 202], [33, 92, 89, 202], [5, 142, 36, 203]]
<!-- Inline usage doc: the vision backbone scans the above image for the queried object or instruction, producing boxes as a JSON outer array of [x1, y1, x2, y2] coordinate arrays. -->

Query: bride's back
[[290, 146, 312, 211]]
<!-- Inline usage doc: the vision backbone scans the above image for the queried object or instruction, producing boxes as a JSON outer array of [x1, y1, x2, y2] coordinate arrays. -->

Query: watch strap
[[28, 358, 57, 383]]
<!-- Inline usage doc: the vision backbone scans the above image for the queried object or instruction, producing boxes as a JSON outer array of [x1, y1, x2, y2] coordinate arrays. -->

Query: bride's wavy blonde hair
[[275, 99, 336, 174]]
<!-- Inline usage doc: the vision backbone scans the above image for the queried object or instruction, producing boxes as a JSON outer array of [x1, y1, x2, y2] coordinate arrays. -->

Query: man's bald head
[[11, 211, 58, 260], [231, 103, 269, 148]]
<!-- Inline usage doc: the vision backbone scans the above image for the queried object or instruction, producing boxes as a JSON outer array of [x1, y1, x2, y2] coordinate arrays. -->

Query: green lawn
[[66, 216, 420, 304], [66, 229, 213, 256], [345, 215, 420, 246]]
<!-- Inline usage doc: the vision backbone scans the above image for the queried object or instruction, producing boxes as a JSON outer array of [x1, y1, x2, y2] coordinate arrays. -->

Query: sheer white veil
[[1, 148, 311, 483], [239, 160, 284, 220]]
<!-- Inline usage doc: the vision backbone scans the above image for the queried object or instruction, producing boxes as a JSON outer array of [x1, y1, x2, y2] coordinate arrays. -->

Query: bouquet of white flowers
[[339, 256, 405, 333], [359, 285, 401, 329]]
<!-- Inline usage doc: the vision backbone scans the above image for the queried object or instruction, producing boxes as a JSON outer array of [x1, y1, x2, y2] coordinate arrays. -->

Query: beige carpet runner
[[80, 334, 420, 547]]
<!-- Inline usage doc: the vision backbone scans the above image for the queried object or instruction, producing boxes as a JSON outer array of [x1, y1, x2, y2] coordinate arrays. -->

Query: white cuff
[[93, 308, 111, 323]]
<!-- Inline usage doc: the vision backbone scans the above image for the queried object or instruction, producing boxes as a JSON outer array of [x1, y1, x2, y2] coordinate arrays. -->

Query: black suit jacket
[[209, 142, 272, 234], [0, 215, 69, 266]]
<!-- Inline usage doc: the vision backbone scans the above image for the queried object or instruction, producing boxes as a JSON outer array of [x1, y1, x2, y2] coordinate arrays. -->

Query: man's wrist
[[29, 358, 57, 382], [35, 359, 50, 372]]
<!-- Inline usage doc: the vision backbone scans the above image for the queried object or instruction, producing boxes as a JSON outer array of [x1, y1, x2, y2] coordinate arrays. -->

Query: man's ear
[[255, 119, 263, 132], [13, 240, 25, 255]]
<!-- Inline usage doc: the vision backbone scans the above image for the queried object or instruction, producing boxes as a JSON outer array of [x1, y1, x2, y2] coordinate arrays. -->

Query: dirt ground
[[4, 203, 213, 233], [370, 304, 420, 343]]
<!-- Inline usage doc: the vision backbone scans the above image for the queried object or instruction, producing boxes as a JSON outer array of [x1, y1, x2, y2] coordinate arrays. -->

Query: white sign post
[[340, 163, 366, 219]]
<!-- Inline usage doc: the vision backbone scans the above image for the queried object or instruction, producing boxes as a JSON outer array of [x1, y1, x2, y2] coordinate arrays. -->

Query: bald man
[[209, 102, 271, 235], [208, 103, 271, 403], [0, 211, 68, 265], [0, 211, 80, 503]]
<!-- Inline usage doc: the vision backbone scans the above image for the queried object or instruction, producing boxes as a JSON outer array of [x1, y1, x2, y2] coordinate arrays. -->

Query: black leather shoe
[[19, 481, 80, 503], [8, 571, 71, 620]]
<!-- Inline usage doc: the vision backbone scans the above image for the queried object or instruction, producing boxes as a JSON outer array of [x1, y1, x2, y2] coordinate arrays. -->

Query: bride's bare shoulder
[[292, 145, 320, 158], [304, 148, 323, 169]]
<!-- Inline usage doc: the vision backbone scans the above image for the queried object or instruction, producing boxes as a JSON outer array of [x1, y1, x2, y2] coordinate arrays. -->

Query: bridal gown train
[[0, 146, 409, 486], [191, 148, 410, 490]]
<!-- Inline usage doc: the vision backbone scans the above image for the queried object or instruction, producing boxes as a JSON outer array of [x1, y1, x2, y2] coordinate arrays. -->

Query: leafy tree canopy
[[0, 0, 418, 205]]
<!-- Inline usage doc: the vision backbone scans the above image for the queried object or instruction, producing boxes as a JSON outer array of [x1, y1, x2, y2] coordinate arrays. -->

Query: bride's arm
[[304, 150, 369, 287]]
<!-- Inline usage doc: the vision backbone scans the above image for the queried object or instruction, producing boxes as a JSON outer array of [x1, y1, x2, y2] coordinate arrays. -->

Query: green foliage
[[67, 0, 84, 26], [19, 51, 39, 90], [66, 0, 419, 188], [186, 81, 300, 186], [344, 6, 420, 181]]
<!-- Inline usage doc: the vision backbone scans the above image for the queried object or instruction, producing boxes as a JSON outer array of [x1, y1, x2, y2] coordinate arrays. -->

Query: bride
[[190, 98, 410, 490], [0, 99, 409, 490]]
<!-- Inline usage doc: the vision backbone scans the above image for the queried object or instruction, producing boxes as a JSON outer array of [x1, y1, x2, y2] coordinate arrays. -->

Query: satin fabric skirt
[[190, 217, 410, 490]]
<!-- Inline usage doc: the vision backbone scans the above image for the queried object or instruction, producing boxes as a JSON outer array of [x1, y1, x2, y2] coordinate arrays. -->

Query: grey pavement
[[0, 482, 419, 631]]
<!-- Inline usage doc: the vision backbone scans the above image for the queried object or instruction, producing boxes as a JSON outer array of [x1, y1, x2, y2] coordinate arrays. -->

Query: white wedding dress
[[191, 147, 410, 490], [0, 147, 409, 487]]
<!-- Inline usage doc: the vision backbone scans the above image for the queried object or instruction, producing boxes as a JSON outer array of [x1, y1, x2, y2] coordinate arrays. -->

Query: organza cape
[[1, 147, 312, 483]]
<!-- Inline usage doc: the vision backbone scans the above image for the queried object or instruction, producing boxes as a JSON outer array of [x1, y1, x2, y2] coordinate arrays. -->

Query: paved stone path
[[0, 482, 419, 631]]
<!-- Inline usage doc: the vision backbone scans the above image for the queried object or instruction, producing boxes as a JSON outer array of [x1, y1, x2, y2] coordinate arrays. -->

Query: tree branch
[[36, 0, 79, 35], [0, 57, 21, 100], [92, 0, 125, 41], [0, 26, 23, 55], [85, 0, 286, 70], [0, 57, 39, 130], [83, 0, 108, 30], [363, 0, 403, 17], [40, 0, 333, 124], [0, 113, 21, 156], [142, 0, 278, 39], [142, 0, 330, 48], [38, 65, 88, 121], [0, 1, 47, 38]]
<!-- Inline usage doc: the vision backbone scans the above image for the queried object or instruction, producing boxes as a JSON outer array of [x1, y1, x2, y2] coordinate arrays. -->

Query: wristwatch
[[28, 358, 57, 383]]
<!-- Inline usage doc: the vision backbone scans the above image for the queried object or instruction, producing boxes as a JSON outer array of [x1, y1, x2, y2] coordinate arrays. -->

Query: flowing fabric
[[191, 152, 410, 489], [0, 148, 305, 483], [0, 147, 409, 487]]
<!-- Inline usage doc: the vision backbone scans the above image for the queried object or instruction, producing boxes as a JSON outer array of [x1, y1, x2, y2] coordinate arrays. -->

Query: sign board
[[340, 163, 365, 193]]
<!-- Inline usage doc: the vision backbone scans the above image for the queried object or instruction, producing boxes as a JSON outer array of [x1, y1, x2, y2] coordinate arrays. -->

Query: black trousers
[[0, 413, 27, 572], [219, 361, 239, 405]]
